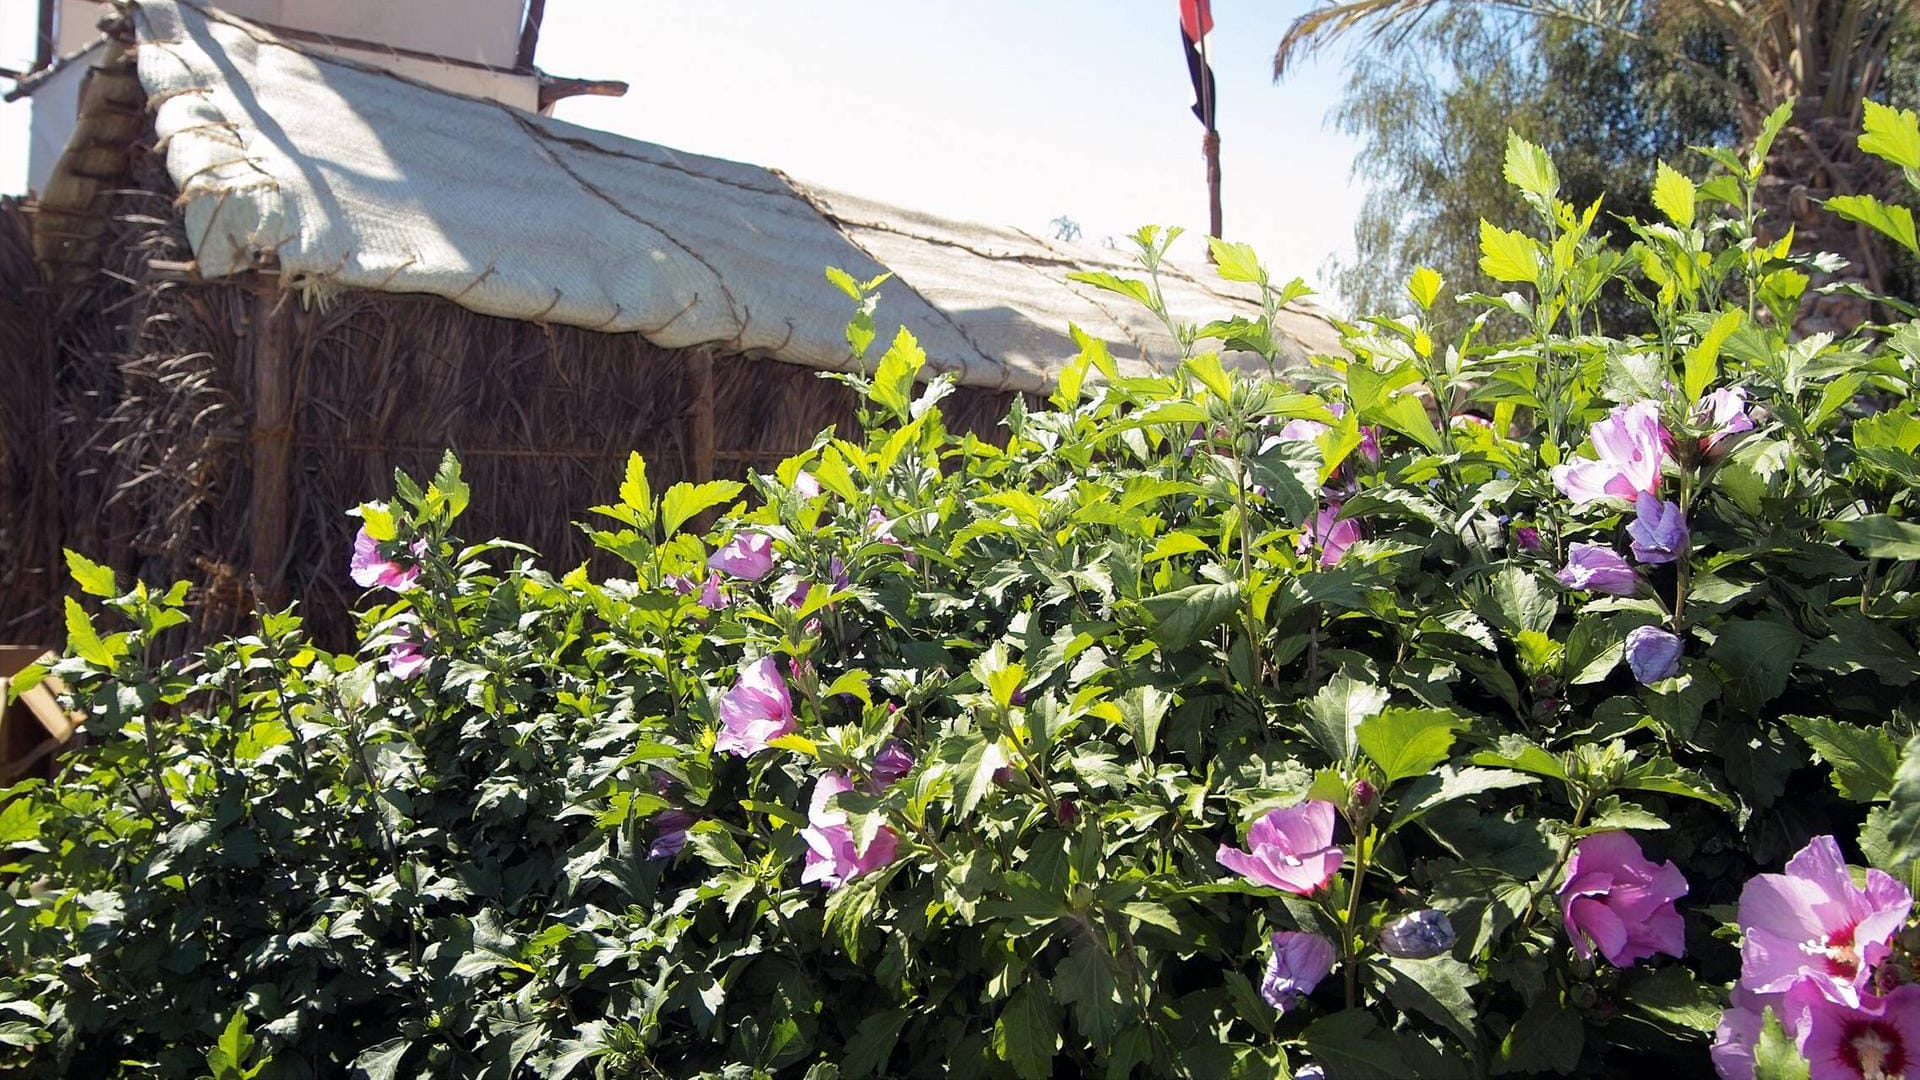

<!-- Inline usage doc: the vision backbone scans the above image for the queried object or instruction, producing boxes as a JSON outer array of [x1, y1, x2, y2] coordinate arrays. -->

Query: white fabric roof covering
[[113, 0, 1341, 393]]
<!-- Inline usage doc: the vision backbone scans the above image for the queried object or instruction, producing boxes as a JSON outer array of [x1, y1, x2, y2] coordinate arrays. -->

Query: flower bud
[[1058, 798, 1079, 825], [1377, 909, 1456, 959], [1348, 779, 1378, 823]]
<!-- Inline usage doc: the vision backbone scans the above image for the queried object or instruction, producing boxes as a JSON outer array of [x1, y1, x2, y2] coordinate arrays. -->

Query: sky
[[0, 1, 1364, 299]]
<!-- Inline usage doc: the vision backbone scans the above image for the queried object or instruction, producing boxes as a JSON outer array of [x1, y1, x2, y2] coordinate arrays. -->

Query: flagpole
[[1198, 7, 1222, 250]]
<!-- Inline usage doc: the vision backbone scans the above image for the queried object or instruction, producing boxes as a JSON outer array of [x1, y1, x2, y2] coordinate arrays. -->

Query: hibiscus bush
[[3, 104, 1920, 1078]]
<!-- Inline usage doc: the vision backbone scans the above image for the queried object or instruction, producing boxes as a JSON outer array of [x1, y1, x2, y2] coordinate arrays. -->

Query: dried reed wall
[[0, 169, 1022, 648]]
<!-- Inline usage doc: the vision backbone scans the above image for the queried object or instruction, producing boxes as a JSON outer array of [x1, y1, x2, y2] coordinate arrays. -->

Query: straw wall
[[0, 170, 1022, 648]]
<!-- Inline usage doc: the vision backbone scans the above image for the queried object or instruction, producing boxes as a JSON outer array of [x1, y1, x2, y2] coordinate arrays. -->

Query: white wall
[[59, 0, 526, 67]]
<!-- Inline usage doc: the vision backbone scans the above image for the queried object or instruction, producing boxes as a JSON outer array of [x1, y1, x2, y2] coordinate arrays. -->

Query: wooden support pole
[[515, 0, 547, 73], [247, 286, 295, 600], [690, 352, 716, 483], [33, 0, 55, 73]]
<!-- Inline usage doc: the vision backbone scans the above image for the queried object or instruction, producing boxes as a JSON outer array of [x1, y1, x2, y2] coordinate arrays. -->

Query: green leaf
[[1054, 937, 1126, 1045], [1749, 102, 1794, 178], [1709, 617, 1803, 711], [428, 451, 469, 522], [1826, 516, 1920, 559], [1502, 131, 1560, 201], [870, 327, 927, 418], [1389, 765, 1537, 834], [660, 480, 745, 537], [1144, 533, 1210, 562], [0, 800, 42, 850], [1139, 582, 1241, 651], [1066, 270, 1155, 310], [840, 1008, 908, 1079], [1684, 309, 1743, 401], [993, 986, 1059, 1080], [1620, 757, 1733, 809], [1305, 673, 1389, 766], [1379, 955, 1478, 1045], [1495, 1001, 1583, 1075], [1407, 266, 1443, 309], [1479, 220, 1541, 285], [1861, 99, 1920, 171], [1349, 363, 1443, 452], [1623, 966, 1724, 1035], [63, 597, 112, 668], [350, 1037, 411, 1080], [1207, 237, 1265, 284], [1357, 708, 1463, 784], [1826, 195, 1919, 256], [825, 265, 861, 300], [358, 500, 397, 541], [1652, 161, 1696, 227], [1753, 1007, 1811, 1080], [1183, 352, 1234, 401], [63, 550, 117, 598], [1300, 1010, 1411, 1080], [1879, 734, 1920, 872], [618, 451, 655, 525], [1787, 715, 1901, 802]]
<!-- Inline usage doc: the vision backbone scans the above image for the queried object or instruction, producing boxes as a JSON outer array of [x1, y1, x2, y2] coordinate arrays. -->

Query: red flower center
[[1841, 1017, 1905, 1080], [1826, 922, 1863, 979]]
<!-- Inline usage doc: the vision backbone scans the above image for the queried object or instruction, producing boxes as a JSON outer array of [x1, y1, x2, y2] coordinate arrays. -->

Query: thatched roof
[[31, 0, 1341, 394]]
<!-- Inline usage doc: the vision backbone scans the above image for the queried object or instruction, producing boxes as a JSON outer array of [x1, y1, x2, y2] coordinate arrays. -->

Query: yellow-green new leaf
[[618, 452, 655, 526], [1407, 266, 1443, 309], [1502, 131, 1559, 200], [1684, 309, 1744, 401], [1861, 100, 1920, 171], [1826, 195, 1919, 256], [1652, 161, 1696, 228], [1207, 237, 1264, 284], [64, 596, 114, 668], [64, 550, 118, 598], [1479, 220, 1541, 286], [660, 480, 745, 537]]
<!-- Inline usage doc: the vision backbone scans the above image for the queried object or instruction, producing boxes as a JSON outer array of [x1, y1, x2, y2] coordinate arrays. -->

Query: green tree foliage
[[1330, 10, 1733, 320]]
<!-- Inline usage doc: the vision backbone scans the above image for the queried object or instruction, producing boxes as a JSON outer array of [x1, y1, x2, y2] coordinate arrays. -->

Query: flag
[[1180, 0, 1216, 131]]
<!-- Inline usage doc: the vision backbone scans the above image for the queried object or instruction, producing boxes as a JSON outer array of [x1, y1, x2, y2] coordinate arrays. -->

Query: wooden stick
[[247, 284, 295, 598], [691, 351, 716, 483]]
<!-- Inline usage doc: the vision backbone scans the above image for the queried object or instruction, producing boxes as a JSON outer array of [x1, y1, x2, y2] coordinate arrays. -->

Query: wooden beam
[[33, 0, 55, 72], [691, 352, 716, 483], [516, 0, 547, 72], [247, 286, 296, 600]]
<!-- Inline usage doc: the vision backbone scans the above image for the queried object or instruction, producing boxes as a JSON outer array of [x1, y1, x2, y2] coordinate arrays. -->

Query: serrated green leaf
[[1207, 238, 1264, 284], [63, 597, 112, 668], [1479, 220, 1541, 285], [1754, 1007, 1810, 1080], [1305, 673, 1389, 766], [870, 327, 927, 419], [1502, 131, 1559, 201], [1407, 266, 1443, 309], [660, 480, 745, 537], [1685, 309, 1743, 401], [618, 451, 654, 525], [1357, 708, 1462, 784], [1825, 516, 1920, 559], [1139, 582, 1240, 651], [1652, 161, 1697, 227], [1787, 715, 1900, 802], [993, 986, 1059, 1080], [1826, 194, 1919, 256], [63, 550, 117, 598], [1861, 100, 1920, 170]]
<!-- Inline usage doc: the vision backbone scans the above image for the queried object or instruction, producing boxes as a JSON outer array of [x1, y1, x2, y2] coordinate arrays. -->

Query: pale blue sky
[[0, 1, 1364, 296]]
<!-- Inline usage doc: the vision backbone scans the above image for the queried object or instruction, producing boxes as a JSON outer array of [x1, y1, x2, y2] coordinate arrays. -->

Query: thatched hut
[[1, 0, 1341, 644]]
